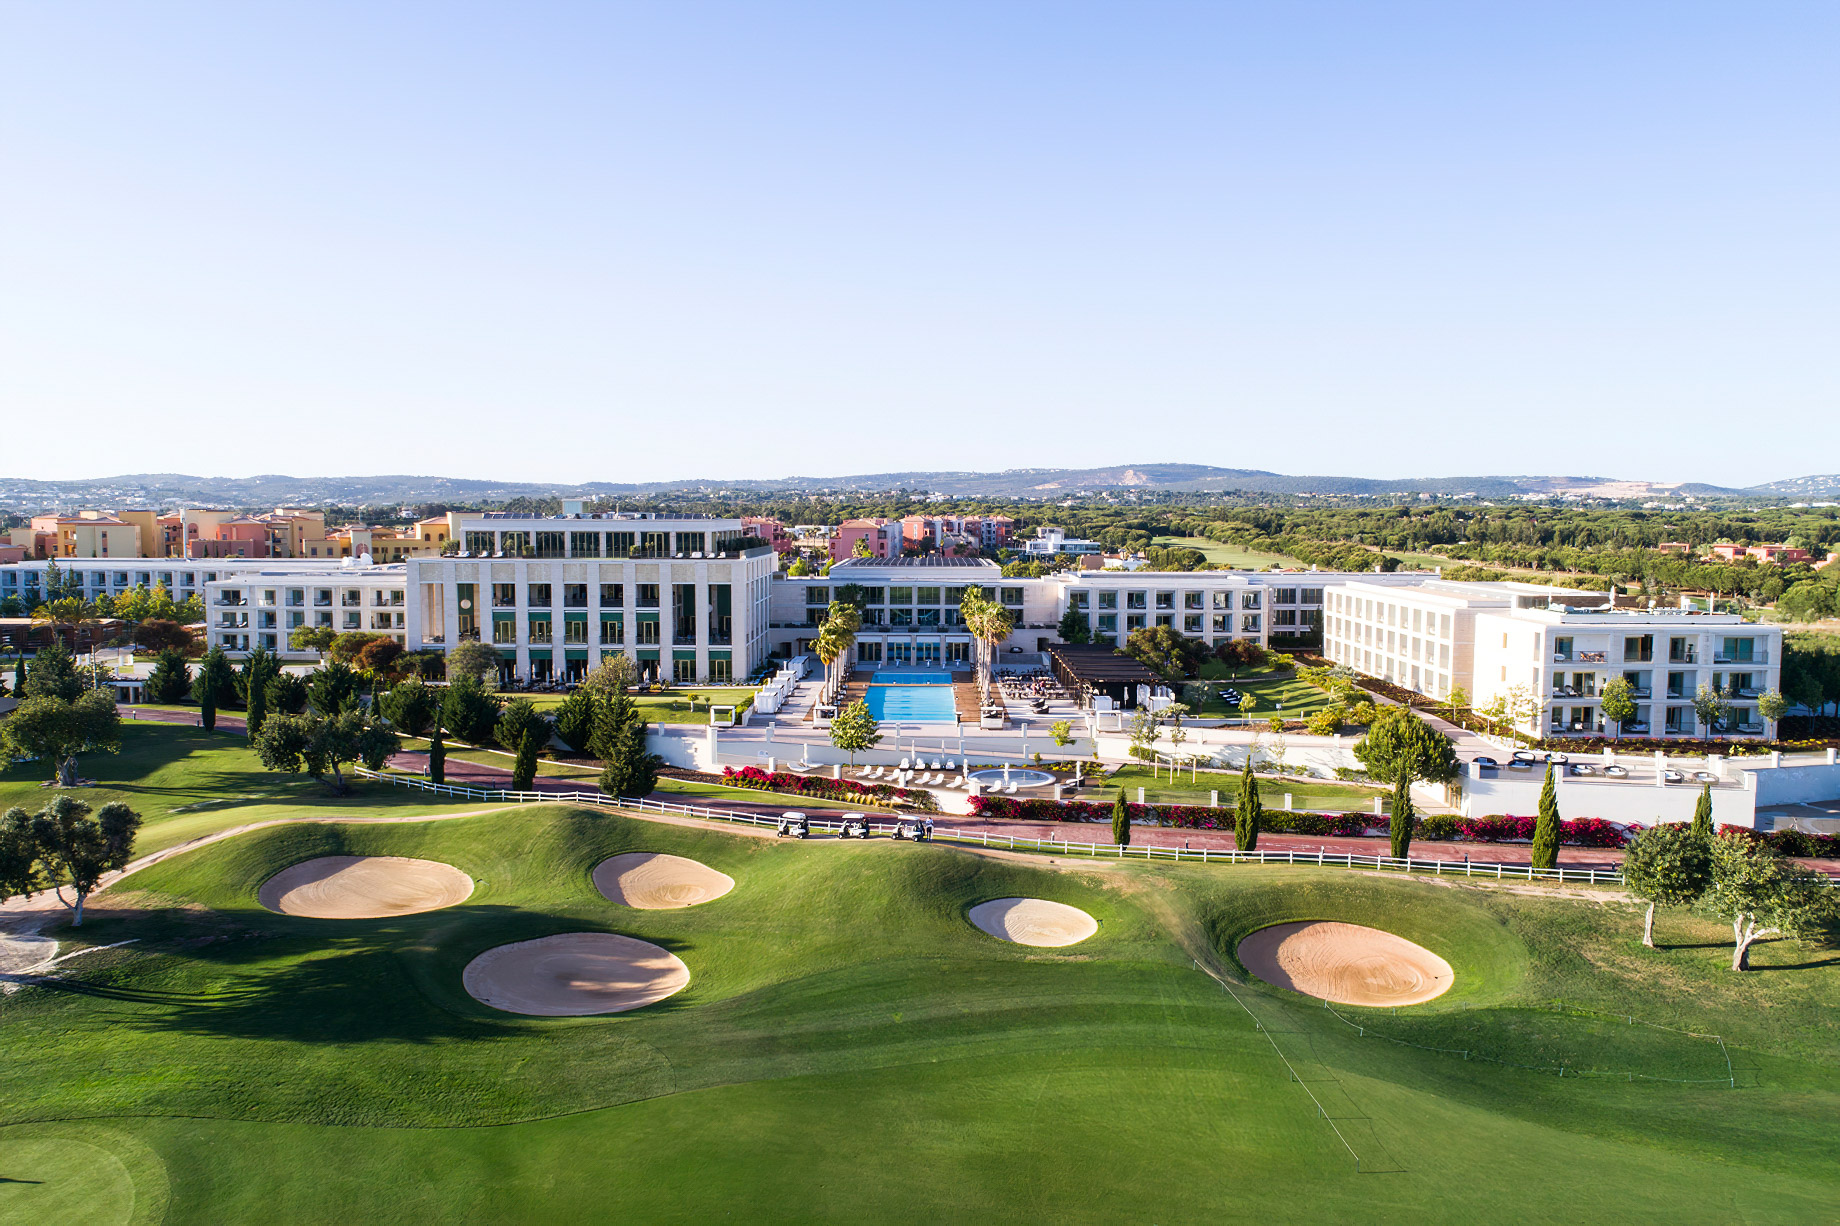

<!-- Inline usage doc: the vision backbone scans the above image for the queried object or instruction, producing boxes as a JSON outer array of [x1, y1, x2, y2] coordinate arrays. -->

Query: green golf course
[[2, 778, 1837, 1223]]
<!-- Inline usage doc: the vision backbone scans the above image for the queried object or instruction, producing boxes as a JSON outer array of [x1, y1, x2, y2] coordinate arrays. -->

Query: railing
[[353, 768, 1631, 885]]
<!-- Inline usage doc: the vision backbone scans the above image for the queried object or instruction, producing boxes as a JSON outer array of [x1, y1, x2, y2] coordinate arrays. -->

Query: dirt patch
[[968, 898, 1098, 947], [258, 856, 474, 919], [1237, 921, 1453, 1006], [462, 932, 689, 1016], [593, 853, 735, 909]]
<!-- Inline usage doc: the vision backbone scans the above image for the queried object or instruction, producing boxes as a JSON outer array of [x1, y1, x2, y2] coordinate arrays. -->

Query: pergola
[[1046, 645, 1163, 710]]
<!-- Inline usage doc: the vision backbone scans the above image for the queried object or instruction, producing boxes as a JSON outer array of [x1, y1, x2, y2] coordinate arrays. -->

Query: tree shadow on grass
[[30, 906, 699, 1045]]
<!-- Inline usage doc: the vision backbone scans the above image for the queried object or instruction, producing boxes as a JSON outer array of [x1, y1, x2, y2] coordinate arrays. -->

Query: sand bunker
[[968, 898, 1098, 947], [258, 856, 474, 919], [462, 933, 689, 1016], [1237, 921, 1453, 1006], [593, 853, 735, 909]]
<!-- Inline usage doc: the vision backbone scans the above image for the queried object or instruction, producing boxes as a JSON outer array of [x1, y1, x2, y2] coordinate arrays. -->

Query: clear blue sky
[[2, 3, 1834, 487]]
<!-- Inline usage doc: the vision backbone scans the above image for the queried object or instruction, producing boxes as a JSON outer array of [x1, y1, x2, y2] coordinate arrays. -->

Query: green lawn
[[1182, 672, 1332, 718], [1101, 763, 1385, 811], [0, 723, 495, 857], [1, 800, 1836, 1221], [1152, 534, 1305, 570], [519, 687, 756, 726]]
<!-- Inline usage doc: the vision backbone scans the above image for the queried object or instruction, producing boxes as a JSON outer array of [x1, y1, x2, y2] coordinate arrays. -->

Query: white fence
[[352, 767, 1630, 885]]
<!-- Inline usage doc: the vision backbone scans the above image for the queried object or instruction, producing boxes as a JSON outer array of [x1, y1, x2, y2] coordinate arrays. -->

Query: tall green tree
[[1057, 607, 1091, 646], [24, 640, 83, 701], [252, 711, 399, 796], [144, 648, 193, 704], [590, 690, 663, 800], [427, 725, 447, 785], [551, 688, 598, 753], [441, 673, 501, 743], [28, 795, 141, 926], [1390, 771, 1416, 860], [828, 699, 881, 764], [1690, 784, 1714, 843], [1235, 756, 1261, 852], [266, 671, 309, 716], [381, 677, 439, 737], [1, 691, 121, 786], [1529, 764, 1561, 871], [1111, 789, 1131, 848], [1598, 677, 1636, 739], [1121, 625, 1210, 682], [495, 700, 550, 790], [1702, 836, 1837, 971], [0, 806, 44, 901], [306, 660, 362, 717], [191, 647, 237, 732], [1619, 823, 1712, 947], [241, 646, 279, 738], [445, 640, 502, 687]]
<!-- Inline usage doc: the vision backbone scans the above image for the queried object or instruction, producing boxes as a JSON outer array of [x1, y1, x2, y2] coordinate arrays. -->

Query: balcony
[[213, 595, 247, 607], [1669, 650, 1698, 665]]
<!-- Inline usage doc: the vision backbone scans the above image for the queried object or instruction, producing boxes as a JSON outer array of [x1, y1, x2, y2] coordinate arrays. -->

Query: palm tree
[[32, 597, 94, 651], [958, 590, 1014, 704]]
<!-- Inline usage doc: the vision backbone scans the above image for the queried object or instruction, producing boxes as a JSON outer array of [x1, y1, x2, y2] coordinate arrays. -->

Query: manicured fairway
[[0, 723, 493, 856], [2, 800, 1837, 1222], [1151, 534, 1304, 570]]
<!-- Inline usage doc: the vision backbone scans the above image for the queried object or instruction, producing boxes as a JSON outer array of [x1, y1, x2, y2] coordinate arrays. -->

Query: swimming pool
[[863, 686, 958, 722], [872, 670, 953, 685]]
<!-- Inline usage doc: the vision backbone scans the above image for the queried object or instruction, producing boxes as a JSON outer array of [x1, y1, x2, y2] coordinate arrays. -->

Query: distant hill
[[0, 465, 1789, 512]]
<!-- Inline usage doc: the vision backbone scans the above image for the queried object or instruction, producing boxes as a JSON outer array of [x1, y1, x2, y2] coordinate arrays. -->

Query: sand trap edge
[[967, 897, 1099, 948], [1235, 920, 1455, 1007], [257, 855, 475, 919]]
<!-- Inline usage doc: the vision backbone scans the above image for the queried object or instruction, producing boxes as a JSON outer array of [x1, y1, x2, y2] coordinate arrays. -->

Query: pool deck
[[811, 668, 988, 725]]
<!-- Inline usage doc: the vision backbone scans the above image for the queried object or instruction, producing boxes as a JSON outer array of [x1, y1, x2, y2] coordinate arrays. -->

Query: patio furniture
[[1694, 771, 1718, 784], [1603, 765, 1628, 777], [1663, 769, 1686, 784]]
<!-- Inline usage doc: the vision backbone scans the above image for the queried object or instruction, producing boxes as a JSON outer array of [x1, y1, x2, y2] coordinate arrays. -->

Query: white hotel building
[[1322, 579, 1784, 738], [403, 512, 777, 685]]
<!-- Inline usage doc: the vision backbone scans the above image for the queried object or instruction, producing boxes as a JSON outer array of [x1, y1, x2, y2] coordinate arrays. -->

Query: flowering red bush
[[720, 766, 937, 811]]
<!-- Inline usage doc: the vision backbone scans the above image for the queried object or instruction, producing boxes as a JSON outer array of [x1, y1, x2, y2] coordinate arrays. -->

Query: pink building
[[1710, 543, 1812, 564], [830, 518, 899, 561], [742, 516, 796, 554]]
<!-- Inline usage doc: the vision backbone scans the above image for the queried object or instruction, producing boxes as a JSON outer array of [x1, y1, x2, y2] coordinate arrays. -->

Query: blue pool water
[[863, 686, 958, 722], [872, 670, 953, 684]]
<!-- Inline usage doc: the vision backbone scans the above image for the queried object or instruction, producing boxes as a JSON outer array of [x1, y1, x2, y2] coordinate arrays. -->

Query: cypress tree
[[1390, 770, 1416, 860], [1235, 755, 1262, 852], [199, 682, 217, 732], [1690, 782, 1714, 843], [12, 656, 25, 696], [1111, 788, 1131, 847], [1530, 763, 1561, 871], [244, 654, 270, 739], [428, 726, 446, 785], [511, 725, 542, 792]]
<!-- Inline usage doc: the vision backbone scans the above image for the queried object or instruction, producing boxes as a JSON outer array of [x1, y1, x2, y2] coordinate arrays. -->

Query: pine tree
[[1690, 783, 1714, 843], [1235, 755, 1262, 852], [191, 647, 236, 734], [1390, 770, 1415, 860], [1530, 763, 1561, 871], [1111, 789, 1131, 847], [242, 648, 276, 739], [144, 648, 192, 704]]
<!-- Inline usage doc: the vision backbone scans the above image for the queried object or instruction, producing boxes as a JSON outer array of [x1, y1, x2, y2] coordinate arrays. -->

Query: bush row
[[719, 766, 939, 812], [1707, 825, 1840, 859], [965, 795, 1631, 847]]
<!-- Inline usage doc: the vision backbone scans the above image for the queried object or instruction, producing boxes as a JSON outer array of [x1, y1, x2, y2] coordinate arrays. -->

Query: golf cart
[[839, 814, 873, 839], [776, 812, 810, 839], [891, 818, 932, 842]]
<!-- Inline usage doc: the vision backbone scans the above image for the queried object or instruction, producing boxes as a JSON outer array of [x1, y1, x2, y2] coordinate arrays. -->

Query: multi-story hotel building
[[405, 512, 777, 685], [1322, 579, 1784, 738]]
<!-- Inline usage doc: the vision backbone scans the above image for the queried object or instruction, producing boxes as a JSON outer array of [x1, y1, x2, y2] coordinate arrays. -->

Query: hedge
[[966, 795, 1632, 847], [720, 765, 939, 812]]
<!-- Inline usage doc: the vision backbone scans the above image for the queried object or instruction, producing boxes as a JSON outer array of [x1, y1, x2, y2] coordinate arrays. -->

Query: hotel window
[[641, 531, 670, 556], [287, 611, 304, 628], [916, 586, 941, 605], [807, 586, 831, 606], [1212, 614, 1229, 633], [1126, 614, 1146, 631], [1155, 614, 1174, 628], [675, 532, 707, 554], [529, 617, 553, 644], [1275, 588, 1297, 604], [492, 583, 517, 608], [601, 617, 623, 643], [1097, 591, 1117, 610], [888, 586, 912, 605], [673, 585, 698, 642], [1184, 591, 1204, 610], [890, 608, 914, 626], [343, 610, 361, 629], [1302, 588, 1323, 604], [600, 583, 623, 606], [563, 584, 588, 608], [1274, 610, 1298, 626], [1184, 614, 1203, 633], [636, 584, 660, 608], [607, 532, 635, 557], [500, 531, 530, 555], [465, 531, 495, 554], [636, 619, 660, 645], [1069, 591, 1089, 610], [1126, 591, 1147, 610], [1000, 588, 1023, 607], [1097, 614, 1117, 633], [564, 619, 588, 644], [1241, 614, 1262, 633], [534, 532, 566, 558], [1241, 591, 1261, 610], [527, 583, 552, 607], [1154, 591, 1174, 610], [570, 532, 602, 557]]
